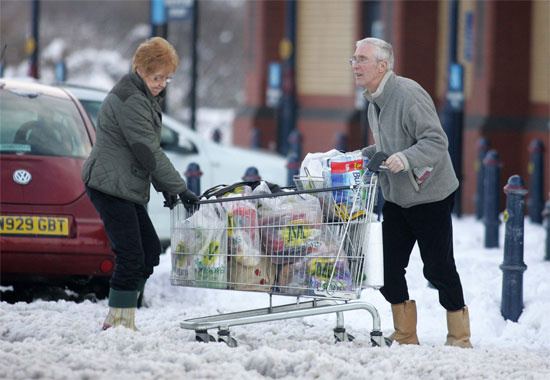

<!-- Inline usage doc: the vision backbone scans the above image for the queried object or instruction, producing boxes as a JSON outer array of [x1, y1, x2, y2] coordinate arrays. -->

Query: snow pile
[[1, 216, 549, 379]]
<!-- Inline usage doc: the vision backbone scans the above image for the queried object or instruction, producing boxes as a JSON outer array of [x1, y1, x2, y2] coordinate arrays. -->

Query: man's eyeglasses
[[349, 58, 380, 66], [152, 76, 173, 84]]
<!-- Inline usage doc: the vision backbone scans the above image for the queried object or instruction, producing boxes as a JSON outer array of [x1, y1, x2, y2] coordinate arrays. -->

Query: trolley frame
[[170, 174, 388, 347]]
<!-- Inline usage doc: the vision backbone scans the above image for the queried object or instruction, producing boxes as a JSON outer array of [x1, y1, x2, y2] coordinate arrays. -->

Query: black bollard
[[334, 132, 347, 152], [212, 128, 221, 144], [286, 152, 300, 187], [544, 200, 550, 261], [500, 175, 528, 322], [483, 150, 501, 248], [184, 162, 202, 196], [475, 137, 491, 220], [242, 166, 261, 181], [527, 139, 545, 224]]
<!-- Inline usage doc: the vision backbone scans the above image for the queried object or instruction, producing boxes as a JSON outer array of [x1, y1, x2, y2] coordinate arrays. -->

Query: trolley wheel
[[217, 329, 238, 348], [334, 327, 355, 343], [195, 330, 216, 343], [370, 331, 391, 347]]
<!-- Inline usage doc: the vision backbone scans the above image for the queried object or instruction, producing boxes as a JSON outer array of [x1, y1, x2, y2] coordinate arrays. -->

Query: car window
[[0, 89, 92, 158], [78, 99, 102, 126]]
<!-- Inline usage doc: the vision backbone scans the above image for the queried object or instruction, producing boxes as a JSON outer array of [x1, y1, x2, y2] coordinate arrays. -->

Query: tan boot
[[445, 306, 473, 348], [102, 288, 139, 331], [389, 300, 419, 345], [103, 307, 138, 331]]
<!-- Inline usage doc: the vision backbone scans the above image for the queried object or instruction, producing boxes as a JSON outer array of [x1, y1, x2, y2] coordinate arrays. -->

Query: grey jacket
[[82, 72, 187, 204], [362, 71, 458, 208]]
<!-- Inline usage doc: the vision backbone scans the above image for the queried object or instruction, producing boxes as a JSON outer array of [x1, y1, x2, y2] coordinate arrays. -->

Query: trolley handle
[[366, 151, 390, 172], [194, 184, 366, 205]]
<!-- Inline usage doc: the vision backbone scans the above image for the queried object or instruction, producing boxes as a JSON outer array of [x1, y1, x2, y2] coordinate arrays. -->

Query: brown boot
[[389, 300, 419, 345], [445, 306, 473, 348]]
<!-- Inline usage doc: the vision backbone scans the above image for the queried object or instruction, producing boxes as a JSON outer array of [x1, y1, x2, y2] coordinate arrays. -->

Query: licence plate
[[0, 215, 69, 236]]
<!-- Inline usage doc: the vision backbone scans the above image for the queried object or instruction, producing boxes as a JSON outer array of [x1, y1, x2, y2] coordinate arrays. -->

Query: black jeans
[[379, 192, 465, 311], [86, 186, 162, 291]]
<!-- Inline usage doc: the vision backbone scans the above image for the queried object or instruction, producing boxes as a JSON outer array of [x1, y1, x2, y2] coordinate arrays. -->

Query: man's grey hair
[[356, 37, 394, 71]]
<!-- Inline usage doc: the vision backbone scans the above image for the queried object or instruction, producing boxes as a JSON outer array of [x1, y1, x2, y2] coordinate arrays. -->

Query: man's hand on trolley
[[383, 154, 405, 173]]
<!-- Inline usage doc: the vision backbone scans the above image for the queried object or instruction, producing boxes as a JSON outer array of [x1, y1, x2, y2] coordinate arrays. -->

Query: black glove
[[162, 191, 178, 210], [179, 189, 200, 212]]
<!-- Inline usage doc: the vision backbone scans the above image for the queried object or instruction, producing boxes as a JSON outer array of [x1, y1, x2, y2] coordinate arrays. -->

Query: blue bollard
[[544, 200, 550, 261], [483, 150, 501, 248], [287, 130, 302, 160], [527, 139, 545, 224], [500, 175, 528, 322], [242, 166, 261, 181], [212, 128, 221, 143], [184, 162, 202, 195], [286, 152, 300, 187], [475, 137, 491, 220], [250, 129, 261, 149], [334, 132, 347, 152], [55, 60, 67, 83]]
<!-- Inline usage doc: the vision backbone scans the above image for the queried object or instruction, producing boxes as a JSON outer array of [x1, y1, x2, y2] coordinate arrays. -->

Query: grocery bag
[[259, 193, 323, 264], [172, 203, 227, 289], [228, 256, 278, 292], [226, 199, 261, 267]]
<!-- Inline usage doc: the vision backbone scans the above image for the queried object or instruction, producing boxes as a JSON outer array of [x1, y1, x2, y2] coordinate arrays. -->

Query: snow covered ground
[[1, 216, 549, 380]]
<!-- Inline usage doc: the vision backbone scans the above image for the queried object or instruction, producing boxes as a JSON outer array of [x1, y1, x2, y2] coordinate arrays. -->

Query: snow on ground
[[1, 216, 549, 380]]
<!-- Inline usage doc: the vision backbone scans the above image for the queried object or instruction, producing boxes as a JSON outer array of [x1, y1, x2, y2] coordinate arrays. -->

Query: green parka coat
[[82, 72, 187, 204]]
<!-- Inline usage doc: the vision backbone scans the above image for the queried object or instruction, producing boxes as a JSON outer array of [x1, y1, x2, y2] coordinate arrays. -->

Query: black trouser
[[86, 186, 162, 291], [379, 192, 465, 311]]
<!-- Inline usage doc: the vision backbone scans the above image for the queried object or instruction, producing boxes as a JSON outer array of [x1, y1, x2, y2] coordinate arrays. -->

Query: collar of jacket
[[128, 71, 167, 104], [363, 70, 395, 109]]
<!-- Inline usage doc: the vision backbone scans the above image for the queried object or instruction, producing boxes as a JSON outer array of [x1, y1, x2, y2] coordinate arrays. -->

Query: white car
[[59, 85, 288, 245]]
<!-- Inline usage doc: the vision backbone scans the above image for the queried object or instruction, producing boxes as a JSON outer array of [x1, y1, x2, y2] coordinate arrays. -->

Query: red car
[[0, 79, 113, 298]]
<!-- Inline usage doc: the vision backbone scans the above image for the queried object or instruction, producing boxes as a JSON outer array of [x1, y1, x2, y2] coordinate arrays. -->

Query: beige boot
[[103, 307, 138, 331], [445, 306, 473, 348], [389, 300, 419, 345], [102, 288, 139, 331]]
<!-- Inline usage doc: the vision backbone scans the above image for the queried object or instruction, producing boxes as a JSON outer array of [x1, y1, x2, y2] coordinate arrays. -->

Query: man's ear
[[379, 60, 388, 73]]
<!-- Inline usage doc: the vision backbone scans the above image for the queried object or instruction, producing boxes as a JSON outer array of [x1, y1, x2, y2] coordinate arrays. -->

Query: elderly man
[[354, 37, 472, 348]]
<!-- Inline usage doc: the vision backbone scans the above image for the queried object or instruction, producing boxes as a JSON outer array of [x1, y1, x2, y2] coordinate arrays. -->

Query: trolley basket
[[169, 174, 388, 347]]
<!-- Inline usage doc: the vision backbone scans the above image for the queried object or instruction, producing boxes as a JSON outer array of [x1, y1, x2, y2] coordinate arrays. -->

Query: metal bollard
[[212, 128, 221, 143], [483, 150, 501, 248], [286, 152, 300, 187], [184, 162, 202, 195], [475, 137, 491, 220], [334, 132, 347, 152], [527, 139, 545, 224], [544, 200, 550, 261], [500, 175, 528, 322], [250, 129, 261, 149], [242, 166, 261, 181]]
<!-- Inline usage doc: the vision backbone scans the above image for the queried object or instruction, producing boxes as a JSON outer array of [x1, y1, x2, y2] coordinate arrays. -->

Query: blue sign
[[151, 0, 166, 25], [268, 62, 282, 89], [266, 62, 282, 107], [165, 0, 193, 21], [464, 11, 474, 62], [449, 63, 463, 92]]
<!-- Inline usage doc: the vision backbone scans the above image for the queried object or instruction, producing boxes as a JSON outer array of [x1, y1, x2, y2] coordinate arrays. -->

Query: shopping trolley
[[170, 170, 388, 347]]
